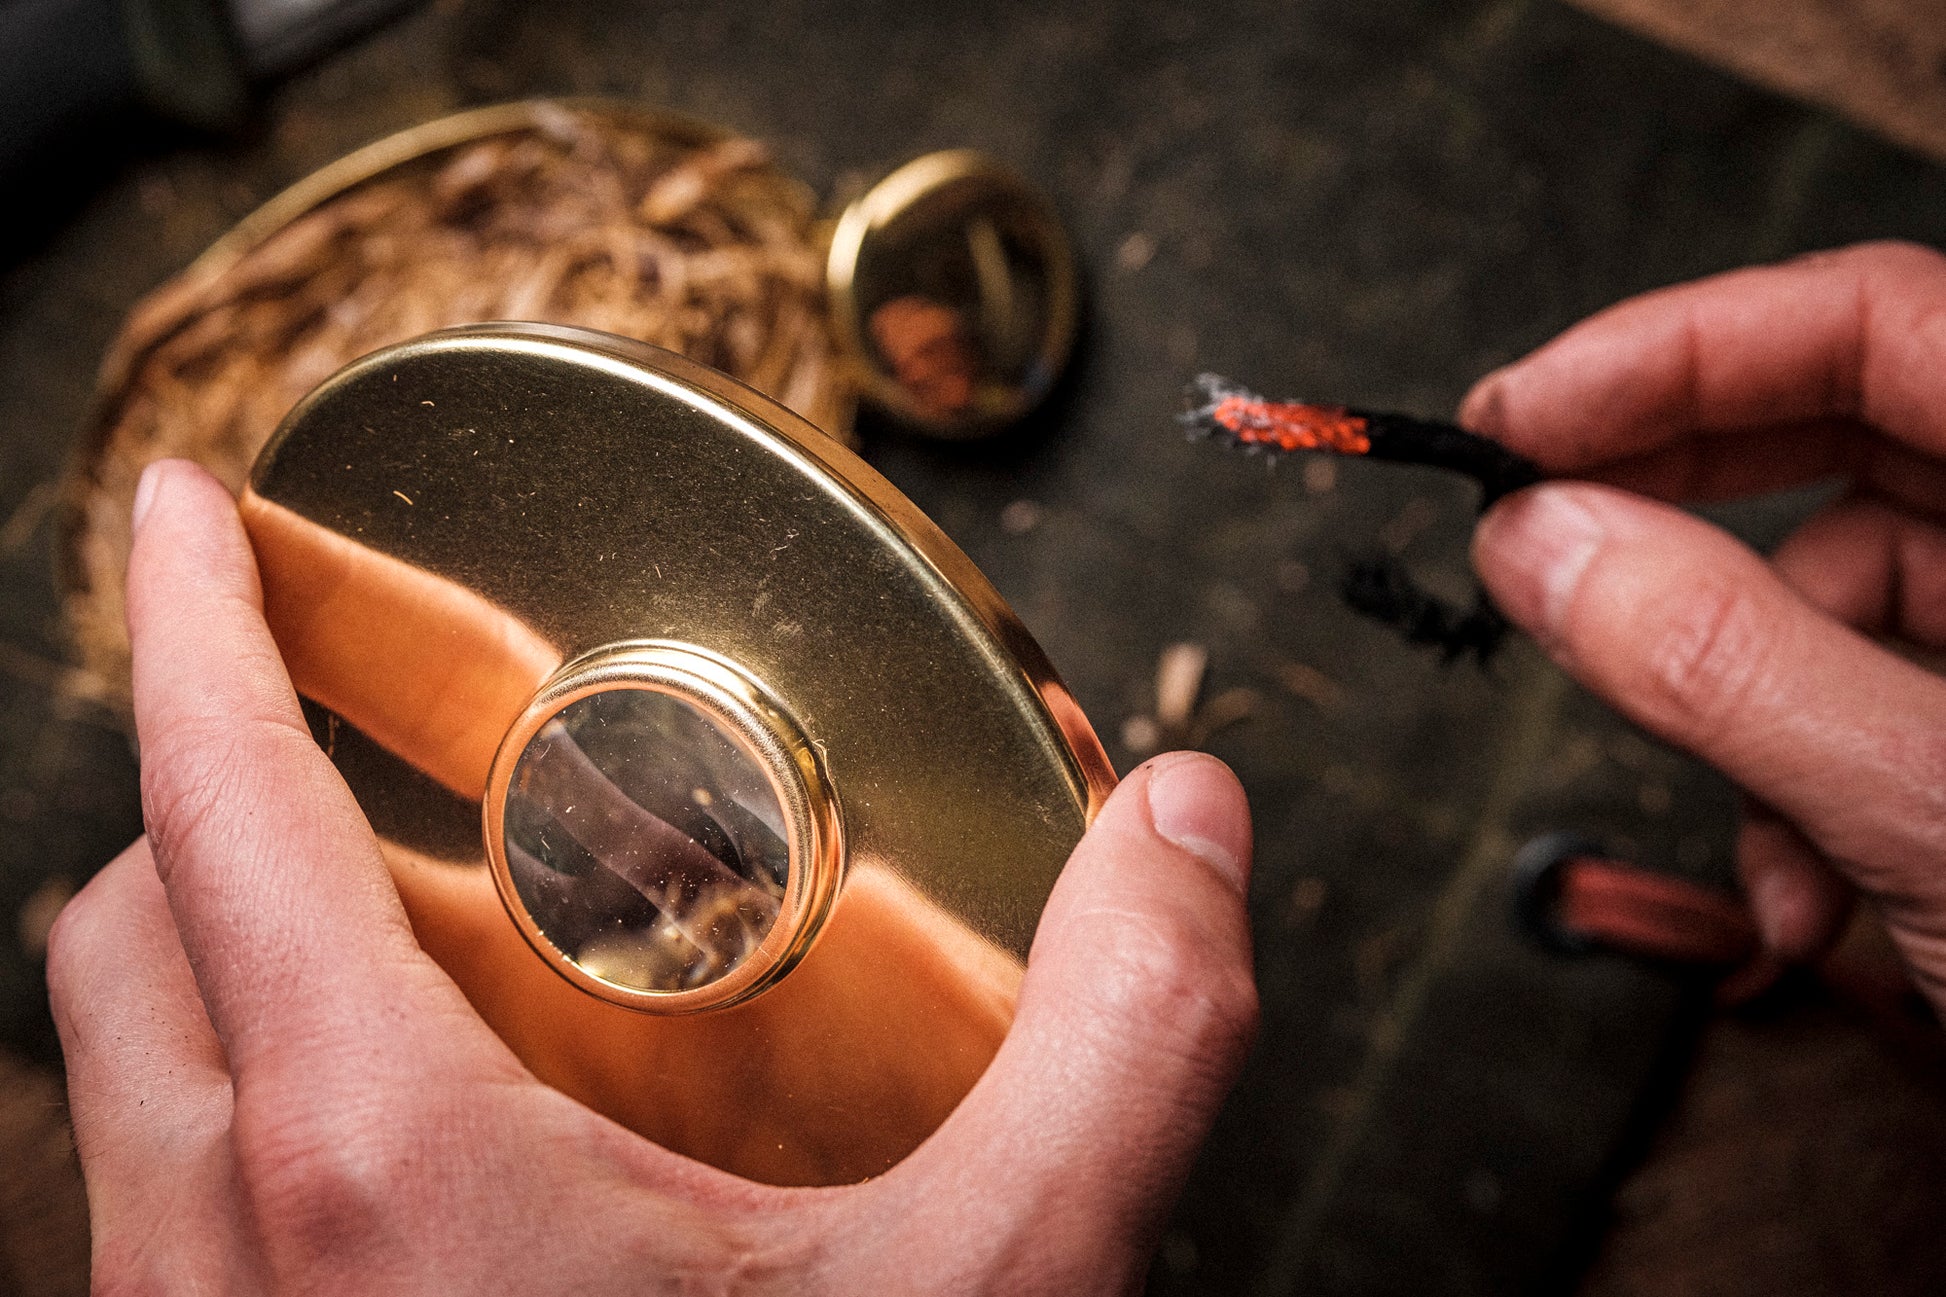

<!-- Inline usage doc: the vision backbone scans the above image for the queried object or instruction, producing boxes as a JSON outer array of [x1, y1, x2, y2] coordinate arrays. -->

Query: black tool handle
[[0, 0, 142, 183]]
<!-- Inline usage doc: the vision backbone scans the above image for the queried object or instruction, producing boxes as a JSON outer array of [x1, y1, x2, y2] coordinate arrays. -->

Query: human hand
[[1464, 241, 1946, 1010], [50, 460, 1258, 1294]]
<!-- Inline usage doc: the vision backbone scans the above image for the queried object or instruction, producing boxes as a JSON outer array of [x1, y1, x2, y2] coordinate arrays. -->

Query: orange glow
[[1210, 394, 1372, 455]]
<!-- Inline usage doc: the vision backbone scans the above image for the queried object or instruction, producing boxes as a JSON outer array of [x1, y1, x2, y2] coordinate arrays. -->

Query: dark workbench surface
[[5, 2, 1946, 1293]]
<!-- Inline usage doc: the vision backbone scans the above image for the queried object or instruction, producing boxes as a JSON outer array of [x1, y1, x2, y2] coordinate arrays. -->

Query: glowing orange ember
[[1210, 394, 1372, 455]]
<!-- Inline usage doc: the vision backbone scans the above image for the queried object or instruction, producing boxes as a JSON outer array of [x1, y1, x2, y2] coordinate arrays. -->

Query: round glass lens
[[501, 687, 790, 993]]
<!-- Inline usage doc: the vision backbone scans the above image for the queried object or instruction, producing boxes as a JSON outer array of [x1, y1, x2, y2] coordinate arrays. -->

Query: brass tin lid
[[242, 322, 1114, 1016]]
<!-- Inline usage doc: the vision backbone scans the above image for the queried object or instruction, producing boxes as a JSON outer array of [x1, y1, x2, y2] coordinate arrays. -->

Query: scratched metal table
[[4, 2, 1946, 1293]]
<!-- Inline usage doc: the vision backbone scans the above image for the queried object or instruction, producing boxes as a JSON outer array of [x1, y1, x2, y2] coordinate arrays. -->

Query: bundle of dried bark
[[65, 104, 842, 716]]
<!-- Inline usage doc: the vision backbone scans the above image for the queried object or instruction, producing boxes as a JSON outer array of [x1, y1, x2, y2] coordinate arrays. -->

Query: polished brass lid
[[243, 323, 1113, 1016]]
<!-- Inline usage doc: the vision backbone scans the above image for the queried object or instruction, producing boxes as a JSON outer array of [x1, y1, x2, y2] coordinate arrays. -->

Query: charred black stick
[[1180, 373, 1544, 663], [1179, 373, 1542, 506]]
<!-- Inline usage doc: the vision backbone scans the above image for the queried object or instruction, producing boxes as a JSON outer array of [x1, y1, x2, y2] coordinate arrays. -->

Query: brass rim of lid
[[483, 640, 843, 1015]]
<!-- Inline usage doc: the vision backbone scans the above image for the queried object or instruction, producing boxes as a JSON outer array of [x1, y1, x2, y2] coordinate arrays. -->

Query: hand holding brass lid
[[243, 322, 1113, 1185]]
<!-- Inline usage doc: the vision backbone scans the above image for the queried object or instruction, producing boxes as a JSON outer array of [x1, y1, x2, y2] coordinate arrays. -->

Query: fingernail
[[1145, 754, 1251, 894], [1474, 486, 1606, 642], [131, 461, 164, 534], [1748, 866, 1806, 958], [1457, 368, 1510, 434]]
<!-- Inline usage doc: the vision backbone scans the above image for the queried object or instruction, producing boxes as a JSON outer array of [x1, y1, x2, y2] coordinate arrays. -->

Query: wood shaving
[[1124, 641, 1259, 756], [1270, 659, 1347, 711], [64, 106, 843, 716], [1155, 641, 1210, 735]]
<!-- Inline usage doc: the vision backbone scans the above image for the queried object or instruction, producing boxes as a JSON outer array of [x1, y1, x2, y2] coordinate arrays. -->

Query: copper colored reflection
[[392, 845, 1019, 1185], [241, 492, 560, 800]]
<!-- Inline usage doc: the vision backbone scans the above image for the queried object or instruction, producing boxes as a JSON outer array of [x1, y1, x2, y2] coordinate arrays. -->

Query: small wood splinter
[[1180, 373, 1545, 664]]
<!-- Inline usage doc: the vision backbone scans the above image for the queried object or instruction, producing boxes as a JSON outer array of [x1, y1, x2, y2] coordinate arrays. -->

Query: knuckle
[[1895, 731, 1946, 826], [139, 713, 311, 880], [1827, 724, 1946, 883], [233, 1093, 416, 1263], [1906, 296, 1946, 366], [43, 861, 136, 1024], [1846, 238, 1946, 276], [1789, 239, 1946, 286], [1086, 906, 1259, 1063], [42, 885, 105, 999], [139, 723, 249, 865], [1634, 578, 1776, 746]]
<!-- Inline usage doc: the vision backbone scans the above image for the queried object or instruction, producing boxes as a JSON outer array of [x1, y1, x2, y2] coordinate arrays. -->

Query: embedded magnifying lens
[[503, 690, 786, 993], [488, 640, 838, 1012]]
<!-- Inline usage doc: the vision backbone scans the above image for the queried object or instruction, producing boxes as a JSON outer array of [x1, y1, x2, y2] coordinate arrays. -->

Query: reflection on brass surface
[[827, 150, 1079, 438], [243, 322, 1116, 1185]]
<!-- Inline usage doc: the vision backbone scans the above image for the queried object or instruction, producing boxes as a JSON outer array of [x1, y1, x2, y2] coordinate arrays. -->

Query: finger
[[47, 841, 249, 1279], [1769, 492, 1946, 645], [1461, 242, 1946, 483], [50, 840, 230, 1162], [1737, 802, 1852, 963], [127, 460, 462, 1077], [1474, 482, 1946, 1001], [1761, 496, 1946, 964], [1579, 419, 1860, 503], [1564, 424, 1946, 520], [874, 754, 1256, 1292]]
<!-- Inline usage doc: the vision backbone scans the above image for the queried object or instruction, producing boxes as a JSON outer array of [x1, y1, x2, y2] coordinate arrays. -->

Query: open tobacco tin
[[242, 322, 1116, 1185], [827, 146, 1077, 436]]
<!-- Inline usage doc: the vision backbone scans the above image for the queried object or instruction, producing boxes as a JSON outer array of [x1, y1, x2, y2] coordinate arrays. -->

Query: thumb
[[1474, 482, 1946, 1001], [878, 753, 1257, 1292]]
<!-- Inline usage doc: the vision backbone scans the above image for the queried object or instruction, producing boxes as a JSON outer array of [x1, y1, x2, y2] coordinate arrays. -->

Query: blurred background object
[[6, 1, 1946, 1294], [0, 0, 419, 241], [1564, 0, 1946, 162]]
